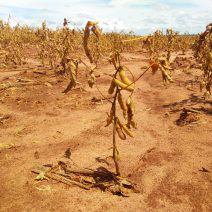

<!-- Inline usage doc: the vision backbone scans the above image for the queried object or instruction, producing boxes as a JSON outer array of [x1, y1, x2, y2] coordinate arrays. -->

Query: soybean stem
[[112, 87, 120, 176]]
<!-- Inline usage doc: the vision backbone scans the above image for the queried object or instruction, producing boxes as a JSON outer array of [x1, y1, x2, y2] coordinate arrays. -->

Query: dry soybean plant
[[105, 52, 136, 176], [103, 50, 171, 178], [149, 55, 174, 85], [0, 19, 27, 67], [83, 21, 101, 65], [165, 29, 178, 62], [194, 23, 212, 98]]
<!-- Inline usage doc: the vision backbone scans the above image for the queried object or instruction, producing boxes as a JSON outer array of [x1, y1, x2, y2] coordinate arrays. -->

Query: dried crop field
[[0, 19, 211, 211]]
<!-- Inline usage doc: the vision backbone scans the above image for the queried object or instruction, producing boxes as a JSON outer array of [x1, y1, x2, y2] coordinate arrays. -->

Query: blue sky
[[0, 0, 211, 34]]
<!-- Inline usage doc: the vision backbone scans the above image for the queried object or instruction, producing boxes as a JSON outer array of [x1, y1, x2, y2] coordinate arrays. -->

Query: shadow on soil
[[163, 94, 212, 115]]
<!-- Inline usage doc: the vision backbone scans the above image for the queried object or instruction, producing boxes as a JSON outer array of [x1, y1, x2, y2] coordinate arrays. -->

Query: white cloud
[[109, 0, 153, 6], [0, 0, 211, 34]]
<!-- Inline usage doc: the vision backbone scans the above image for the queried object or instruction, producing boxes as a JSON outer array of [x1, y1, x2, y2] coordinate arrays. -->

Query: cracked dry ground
[[0, 53, 211, 212]]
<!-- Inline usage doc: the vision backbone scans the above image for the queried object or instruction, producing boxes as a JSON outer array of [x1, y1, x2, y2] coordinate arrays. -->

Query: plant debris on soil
[[32, 161, 139, 197], [176, 108, 200, 126]]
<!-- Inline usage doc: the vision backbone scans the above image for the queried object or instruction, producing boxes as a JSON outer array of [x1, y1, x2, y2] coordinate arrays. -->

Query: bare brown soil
[[0, 52, 211, 212]]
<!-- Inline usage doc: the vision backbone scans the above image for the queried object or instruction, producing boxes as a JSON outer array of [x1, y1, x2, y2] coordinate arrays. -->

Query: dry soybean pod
[[116, 123, 126, 140], [114, 78, 134, 92], [108, 79, 116, 94], [117, 92, 127, 119], [118, 66, 134, 88]]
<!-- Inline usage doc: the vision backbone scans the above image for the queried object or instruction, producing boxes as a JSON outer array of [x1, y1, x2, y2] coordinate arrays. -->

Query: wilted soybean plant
[[105, 52, 136, 176], [82, 21, 175, 176], [82, 22, 136, 177]]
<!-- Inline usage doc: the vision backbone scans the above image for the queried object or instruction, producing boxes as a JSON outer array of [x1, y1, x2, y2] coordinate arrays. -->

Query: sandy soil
[[0, 52, 211, 212]]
